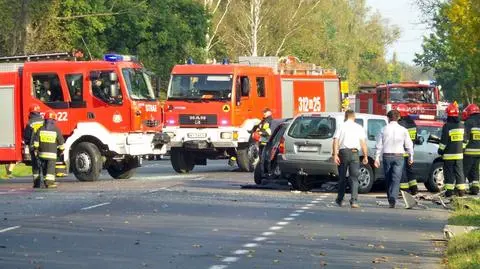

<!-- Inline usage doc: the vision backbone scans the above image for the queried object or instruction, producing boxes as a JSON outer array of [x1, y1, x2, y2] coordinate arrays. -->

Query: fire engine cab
[[163, 56, 342, 173], [355, 81, 446, 117], [0, 53, 168, 181]]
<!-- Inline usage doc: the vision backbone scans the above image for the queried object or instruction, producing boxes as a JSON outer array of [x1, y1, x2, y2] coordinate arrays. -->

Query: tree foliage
[[415, 0, 480, 104]]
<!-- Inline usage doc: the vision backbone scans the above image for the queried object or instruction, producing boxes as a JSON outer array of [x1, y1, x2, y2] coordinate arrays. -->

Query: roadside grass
[[446, 198, 480, 269], [0, 163, 32, 179]]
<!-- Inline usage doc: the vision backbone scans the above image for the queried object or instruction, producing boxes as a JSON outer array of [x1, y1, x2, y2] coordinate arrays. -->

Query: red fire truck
[[355, 81, 445, 117], [0, 53, 168, 181], [163, 56, 342, 173]]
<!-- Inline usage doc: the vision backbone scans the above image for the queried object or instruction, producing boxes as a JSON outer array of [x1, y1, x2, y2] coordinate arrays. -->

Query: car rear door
[[284, 115, 337, 161]]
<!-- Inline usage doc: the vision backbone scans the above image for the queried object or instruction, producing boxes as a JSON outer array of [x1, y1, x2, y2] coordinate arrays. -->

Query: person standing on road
[[256, 108, 273, 155], [439, 103, 466, 197], [462, 103, 480, 195], [374, 110, 414, 208], [32, 111, 65, 188], [332, 110, 368, 208], [396, 104, 419, 195], [24, 104, 44, 188]]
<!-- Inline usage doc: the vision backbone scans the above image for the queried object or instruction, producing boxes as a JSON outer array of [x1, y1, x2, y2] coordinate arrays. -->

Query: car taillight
[[278, 137, 285, 154]]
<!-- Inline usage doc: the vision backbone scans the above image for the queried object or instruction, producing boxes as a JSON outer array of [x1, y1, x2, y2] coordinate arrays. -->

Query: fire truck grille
[[143, 120, 160, 127], [179, 114, 217, 126]]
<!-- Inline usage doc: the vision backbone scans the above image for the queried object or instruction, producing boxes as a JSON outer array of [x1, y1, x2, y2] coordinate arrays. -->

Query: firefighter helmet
[[44, 110, 57, 120], [29, 104, 41, 113], [396, 104, 409, 117], [446, 103, 459, 117], [462, 104, 480, 121]]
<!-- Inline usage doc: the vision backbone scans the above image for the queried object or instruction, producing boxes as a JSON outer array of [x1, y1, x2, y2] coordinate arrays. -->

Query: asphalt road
[[0, 160, 449, 269]]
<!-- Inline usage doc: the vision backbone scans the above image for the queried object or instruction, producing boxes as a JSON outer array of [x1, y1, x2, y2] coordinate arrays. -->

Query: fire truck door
[[234, 75, 254, 126], [64, 73, 88, 130], [30, 73, 70, 132]]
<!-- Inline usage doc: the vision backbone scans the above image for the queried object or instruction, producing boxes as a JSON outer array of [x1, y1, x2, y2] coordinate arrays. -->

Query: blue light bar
[[103, 54, 136, 62]]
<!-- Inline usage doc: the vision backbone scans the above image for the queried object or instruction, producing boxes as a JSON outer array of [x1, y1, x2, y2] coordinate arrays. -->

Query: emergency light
[[104, 54, 137, 62]]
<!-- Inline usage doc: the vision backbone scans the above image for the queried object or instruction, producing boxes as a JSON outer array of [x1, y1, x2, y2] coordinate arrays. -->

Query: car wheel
[[254, 163, 263, 185], [425, 161, 443, 193], [358, 163, 374, 194]]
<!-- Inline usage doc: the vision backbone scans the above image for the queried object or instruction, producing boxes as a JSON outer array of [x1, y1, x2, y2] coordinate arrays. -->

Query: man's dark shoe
[[335, 199, 343, 207], [409, 186, 419, 195], [350, 203, 360, 209], [456, 189, 466, 197], [445, 190, 453, 198], [33, 179, 41, 188], [389, 203, 395, 208]]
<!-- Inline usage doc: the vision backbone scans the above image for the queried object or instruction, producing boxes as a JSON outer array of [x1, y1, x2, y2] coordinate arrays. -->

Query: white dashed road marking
[[0, 225, 21, 233], [207, 196, 326, 268], [80, 202, 111, 211]]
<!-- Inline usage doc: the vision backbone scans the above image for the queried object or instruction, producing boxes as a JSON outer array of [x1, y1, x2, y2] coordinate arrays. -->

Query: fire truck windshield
[[389, 87, 436, 104], [168, 74, 232, 101], [122, 68, 156, 101]]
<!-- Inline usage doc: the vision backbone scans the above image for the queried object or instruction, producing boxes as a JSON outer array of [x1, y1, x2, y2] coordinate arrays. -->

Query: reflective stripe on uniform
[[400, 183, 409, 190], [445, 183, 455, 190], [39, 130, 57, 143], [39, 152, 57, 159], [449, 129, 464, 142], [57, 144, 65, 150], [33, 141, 39, 148], [463, 143, 467, 149], [408, 180, 418, 187], [439, 143, 446, 150], [470, 181, 480, 187], [456, 184, 467, 190], [471, 128, 480, 140], [45, 174, 55, 181], [408, 128, 416, 140], [442, 153, 463, 160], [464, 148, 480, 155], [403, 153, 409, 157], [32, 122, 43, 132]]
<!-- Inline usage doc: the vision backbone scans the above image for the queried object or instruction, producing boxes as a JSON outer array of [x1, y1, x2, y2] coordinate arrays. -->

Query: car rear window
[[288, 116, 336, 139]]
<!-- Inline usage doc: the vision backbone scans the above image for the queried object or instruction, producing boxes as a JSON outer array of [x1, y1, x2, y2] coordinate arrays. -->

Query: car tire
[[425, 161, 444, 193], [291, 174, 313, 191], [358, 163, 374, 194], [254, 163, 263, 185]]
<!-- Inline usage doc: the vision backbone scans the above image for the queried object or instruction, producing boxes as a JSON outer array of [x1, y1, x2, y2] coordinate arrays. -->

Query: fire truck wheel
[[170, 148, 194, 173], [106, 158, 137, 179], [425, 161, 443, 193], [237, 143, 259, 172], [71, 142, 102, 182]]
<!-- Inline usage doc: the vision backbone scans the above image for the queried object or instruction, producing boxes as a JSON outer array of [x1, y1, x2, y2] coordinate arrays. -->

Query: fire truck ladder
[[0, 52, 73, 62]]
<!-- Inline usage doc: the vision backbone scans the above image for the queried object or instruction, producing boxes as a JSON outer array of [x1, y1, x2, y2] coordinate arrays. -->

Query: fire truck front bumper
[[115, 132, 168, 156], [163, 127, 250, 149]]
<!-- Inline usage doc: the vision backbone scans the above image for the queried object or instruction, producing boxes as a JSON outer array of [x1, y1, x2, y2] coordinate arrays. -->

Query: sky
[[366, 0, 431, 64]]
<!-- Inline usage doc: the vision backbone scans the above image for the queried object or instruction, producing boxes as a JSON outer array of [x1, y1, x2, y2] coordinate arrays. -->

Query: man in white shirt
[[374, 110, 414, 208], [333, 110, 369, 208]]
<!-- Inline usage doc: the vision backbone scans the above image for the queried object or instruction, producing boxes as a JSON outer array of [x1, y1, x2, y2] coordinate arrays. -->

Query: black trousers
[[463, 155, 480, 192], [337, 149, 359, 203], [39, 158, 57, 182], [444, 159, 466, 191], [30, 150, 40, 181]]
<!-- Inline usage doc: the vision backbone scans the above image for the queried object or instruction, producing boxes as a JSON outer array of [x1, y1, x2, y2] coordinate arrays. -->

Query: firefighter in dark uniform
[[462, 103, 480, 195], [438, 103, 467, 197], [396, 104, 419, 195], [255, 108, 273, 155], [32, 111, 65, 188], [24, 104, 44, 188]]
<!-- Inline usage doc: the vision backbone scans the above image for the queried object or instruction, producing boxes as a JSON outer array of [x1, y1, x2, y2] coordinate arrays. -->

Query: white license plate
[[299, 146, 318, 152], [187, 133, 207, 139]]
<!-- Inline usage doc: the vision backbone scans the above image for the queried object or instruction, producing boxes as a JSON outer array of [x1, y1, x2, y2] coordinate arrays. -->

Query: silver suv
[[277, 112, 388, 193]]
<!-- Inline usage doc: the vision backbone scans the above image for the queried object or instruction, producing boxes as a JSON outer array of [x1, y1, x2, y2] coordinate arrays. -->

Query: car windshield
[[122, 68, 156, 101], [417, 125, 442, 138], [389, 87, 436, 104], [288, 116, 336, 139], [168, 74, 233, 100]]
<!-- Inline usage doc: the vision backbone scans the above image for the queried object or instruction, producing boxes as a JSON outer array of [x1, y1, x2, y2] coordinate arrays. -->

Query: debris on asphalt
[[372, 256, 389, 263], [320, 260, 328, 267], [192, 244, 202, 248]]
